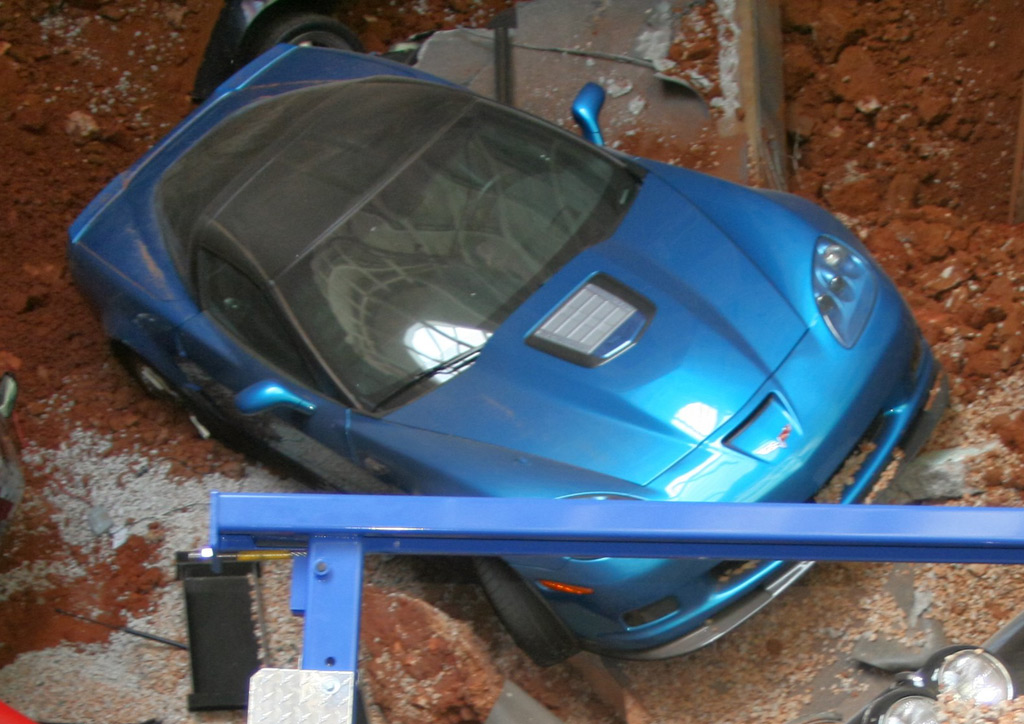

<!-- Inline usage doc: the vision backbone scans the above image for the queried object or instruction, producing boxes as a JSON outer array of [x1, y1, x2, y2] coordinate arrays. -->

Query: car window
[[195, 248, 316, 388]]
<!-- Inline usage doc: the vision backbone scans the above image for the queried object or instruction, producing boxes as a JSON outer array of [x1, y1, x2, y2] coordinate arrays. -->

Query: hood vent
[[528, 274, 653, 367]]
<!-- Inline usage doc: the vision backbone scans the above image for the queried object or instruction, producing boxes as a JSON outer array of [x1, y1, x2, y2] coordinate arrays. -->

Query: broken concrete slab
[[875, 445, 993, 504], [850, 625, 945, 673], [851, 564, 949, 673], [415, 0, 752, 181], [418, 1, 708, 130], [415, 0, 789, 188]]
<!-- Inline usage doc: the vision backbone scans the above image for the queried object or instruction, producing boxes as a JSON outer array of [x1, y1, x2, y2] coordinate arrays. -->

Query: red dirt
[[0, 532, 165, 667], [784, 0, 1023, 224], [780, 0, 1024, 406], [1, 0, 222, 668], [360, 589, 504, 723]]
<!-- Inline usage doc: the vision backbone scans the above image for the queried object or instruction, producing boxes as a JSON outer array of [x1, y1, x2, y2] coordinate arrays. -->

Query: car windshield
[[283, 98, 639, 408], [160, 78, 639, 410]]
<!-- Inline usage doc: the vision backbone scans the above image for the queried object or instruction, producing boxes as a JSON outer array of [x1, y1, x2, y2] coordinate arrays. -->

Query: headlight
[[867, 692, 940, 724], [862, 647, 1014, 724], [928, 647, 1014, 704], [812, 236, 877, 348]]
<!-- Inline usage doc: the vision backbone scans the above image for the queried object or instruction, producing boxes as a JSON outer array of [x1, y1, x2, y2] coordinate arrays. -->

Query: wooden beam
[[1011, 75, 1024, 224], [737, 0, 788, 190]]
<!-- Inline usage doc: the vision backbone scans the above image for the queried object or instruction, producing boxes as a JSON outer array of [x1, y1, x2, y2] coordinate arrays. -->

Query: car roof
[[158, 77, 477, 282]]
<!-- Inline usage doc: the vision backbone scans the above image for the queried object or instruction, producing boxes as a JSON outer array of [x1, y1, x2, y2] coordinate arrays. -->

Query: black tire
[[247, 12, 362, 60], [474, 557, 580, 667]]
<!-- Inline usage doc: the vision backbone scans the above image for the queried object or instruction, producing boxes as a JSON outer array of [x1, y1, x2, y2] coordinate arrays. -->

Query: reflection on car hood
[[387, 173, 807, 486]]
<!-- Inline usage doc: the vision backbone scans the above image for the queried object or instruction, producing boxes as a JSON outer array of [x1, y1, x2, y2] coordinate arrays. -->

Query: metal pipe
[[488, 8, 517, 106]]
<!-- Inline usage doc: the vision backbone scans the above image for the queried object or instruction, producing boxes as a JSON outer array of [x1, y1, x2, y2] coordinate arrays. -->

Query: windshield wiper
[[373, 345, 484, 411]]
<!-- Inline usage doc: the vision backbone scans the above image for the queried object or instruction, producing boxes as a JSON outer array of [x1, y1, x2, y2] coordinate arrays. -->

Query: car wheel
[[248, 13, 363, 59], [474, 557, 580, 667]]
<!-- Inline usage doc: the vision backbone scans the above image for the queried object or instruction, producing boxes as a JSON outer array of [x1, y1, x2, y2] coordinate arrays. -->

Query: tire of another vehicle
[[474, 557, 580, 667], [248, 13, 363, 59]]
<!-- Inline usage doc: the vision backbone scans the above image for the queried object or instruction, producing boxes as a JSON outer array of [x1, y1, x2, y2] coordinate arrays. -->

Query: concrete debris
[[64, 110, 99, 140], [606, 79, 634, 98], [673, 69, 715, 94], [486, 680, 565, 724], [111, 526, 129, 548], [87, 505, 113, 536], [414, 0, 717, 176], [855, 97, 882, 114], [631, 1, 675, 62], [415, 28, 493, 89], [851, 637, 929, 673], [875, 446, 994, 504], [909, 589, 934, 630], [850, 565, 950, 674], [851, 618, 948, 673]]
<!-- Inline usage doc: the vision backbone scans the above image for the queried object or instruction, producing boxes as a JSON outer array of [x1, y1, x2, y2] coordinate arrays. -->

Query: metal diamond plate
[[248, 668, 355, 724]]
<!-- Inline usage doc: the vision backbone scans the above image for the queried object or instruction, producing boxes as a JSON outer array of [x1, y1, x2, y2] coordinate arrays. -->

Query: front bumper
[[623, 370, 948, 660], [625, 559, 817, 659]]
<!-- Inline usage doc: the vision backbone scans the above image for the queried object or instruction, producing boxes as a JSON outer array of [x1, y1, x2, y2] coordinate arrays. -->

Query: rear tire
[[474, 557, 580, 666], [247, 13, 362, 59]]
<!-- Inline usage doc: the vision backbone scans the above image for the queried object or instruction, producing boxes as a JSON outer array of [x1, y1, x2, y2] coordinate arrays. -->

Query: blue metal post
[[297, 537, 364, 672]]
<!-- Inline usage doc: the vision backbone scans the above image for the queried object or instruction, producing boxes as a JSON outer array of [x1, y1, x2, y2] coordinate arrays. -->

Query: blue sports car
[[69, 46, 946, 665]]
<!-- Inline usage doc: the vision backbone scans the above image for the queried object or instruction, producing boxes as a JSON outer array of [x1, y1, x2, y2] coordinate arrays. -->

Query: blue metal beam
[[218, 492, 1024, 722], [211, 492, 1024, 565]]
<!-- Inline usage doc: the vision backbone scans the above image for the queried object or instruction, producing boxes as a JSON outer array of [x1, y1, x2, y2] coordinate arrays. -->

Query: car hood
[[385, 171, 808, 487]]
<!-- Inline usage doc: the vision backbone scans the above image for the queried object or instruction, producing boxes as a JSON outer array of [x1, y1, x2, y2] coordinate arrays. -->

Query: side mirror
[[572, 82, 606, 147], [0, 373, 17, 419], [235, 380, 317, 416]]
